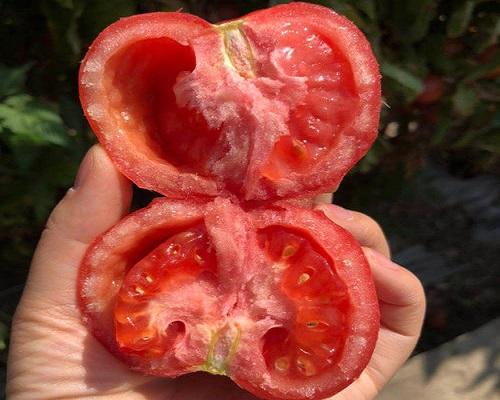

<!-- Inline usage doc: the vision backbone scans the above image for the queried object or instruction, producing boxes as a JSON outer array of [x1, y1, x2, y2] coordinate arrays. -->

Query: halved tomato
[[78, 198, 379, 400], [79, 2, 380, 201]]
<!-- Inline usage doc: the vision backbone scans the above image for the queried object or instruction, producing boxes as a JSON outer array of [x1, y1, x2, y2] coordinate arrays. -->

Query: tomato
[[79, 198, 379, 400], [78, 3, 382, 399], [79, 2, 380, 201], [478, 44, 500, 80], [415, 75, 446, 105]]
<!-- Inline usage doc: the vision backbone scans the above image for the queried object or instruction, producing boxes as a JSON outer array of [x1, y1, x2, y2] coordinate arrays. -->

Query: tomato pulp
[[79, 2, 380, 201], [78, 3, 381, 400], [79, 199, 379, 400]]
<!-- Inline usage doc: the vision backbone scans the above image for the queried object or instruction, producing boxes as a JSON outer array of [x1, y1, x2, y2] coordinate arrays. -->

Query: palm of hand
[[7, 147, 425, 400]]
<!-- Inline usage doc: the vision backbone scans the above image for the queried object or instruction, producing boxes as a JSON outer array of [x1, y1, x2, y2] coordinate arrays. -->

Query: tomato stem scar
[[200, 324, 241, 375], [218, 20, 256, 78]]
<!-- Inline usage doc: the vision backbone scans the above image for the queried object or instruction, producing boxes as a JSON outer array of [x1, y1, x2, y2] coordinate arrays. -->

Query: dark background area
[[0, 0, 499, 393]]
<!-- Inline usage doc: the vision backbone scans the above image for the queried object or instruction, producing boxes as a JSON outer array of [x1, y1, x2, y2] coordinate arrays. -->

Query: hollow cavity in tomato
[[114, 226, 216, 358], [79, 199, 379, 400], [259, 227, 349, 380], [79, 2, 380, 200]]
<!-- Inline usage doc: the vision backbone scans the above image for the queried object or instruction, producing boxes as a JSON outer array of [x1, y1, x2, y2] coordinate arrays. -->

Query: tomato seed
[[297, 272, 311, 285], [194, 251, 204, 264], [274, 357, 290, 373], [132, 285, 145, 295], [166, 243, 181, 255], [296, 355, 316, 376], [292, 139, 308, 160], [281, 244, 298, 259]]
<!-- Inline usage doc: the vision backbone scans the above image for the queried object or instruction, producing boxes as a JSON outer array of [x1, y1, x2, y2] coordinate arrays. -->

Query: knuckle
[[354, 212, 385, 241], [400, 268, 427, 309]]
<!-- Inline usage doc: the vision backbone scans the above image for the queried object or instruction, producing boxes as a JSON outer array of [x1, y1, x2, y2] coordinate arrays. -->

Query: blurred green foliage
[[0, 0, 499, 359]]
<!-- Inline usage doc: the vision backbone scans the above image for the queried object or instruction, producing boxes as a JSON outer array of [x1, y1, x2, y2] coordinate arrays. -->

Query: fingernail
[[318, 204, 355, 221], [365, 248, 401, 271], [74, 149, 94, 188]]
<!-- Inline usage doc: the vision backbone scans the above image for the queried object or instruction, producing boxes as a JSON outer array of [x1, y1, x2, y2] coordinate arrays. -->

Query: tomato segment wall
[[79, 3, 380, 201], [79, 198, 379, 399], [78, 3, 381, 400]]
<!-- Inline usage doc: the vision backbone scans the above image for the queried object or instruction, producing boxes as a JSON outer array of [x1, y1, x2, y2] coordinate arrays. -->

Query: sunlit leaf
[[452, 84, 478, 117], [446, 1, 475, 38], [80, 0, 136, 39], [0, 64, 33, 98], [0, 94, 69, 148], [381, 62, 424, 94], [0, 321, 7, 351]]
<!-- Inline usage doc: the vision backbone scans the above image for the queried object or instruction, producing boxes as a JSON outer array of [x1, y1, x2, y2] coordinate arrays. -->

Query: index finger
[[315, 203, 391, 258]]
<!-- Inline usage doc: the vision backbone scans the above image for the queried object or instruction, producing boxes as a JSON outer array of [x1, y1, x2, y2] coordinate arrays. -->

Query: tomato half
[[78, 198, 379, 400], [79, 2, 380, 201]]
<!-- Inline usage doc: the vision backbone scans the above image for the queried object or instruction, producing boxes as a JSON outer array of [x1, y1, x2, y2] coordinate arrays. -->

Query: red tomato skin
[[415, 75, 446, 105], [78, 13, 222, 199], [78, 3, 382, 399], [230, 204, 379, 400], [77, 197, 214, 375], [78, 198, 379, 399], [79, 3, 381, 201]]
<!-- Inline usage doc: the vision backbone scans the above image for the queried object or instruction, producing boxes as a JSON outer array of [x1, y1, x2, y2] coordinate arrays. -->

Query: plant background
[[1, 0, 499, 391]]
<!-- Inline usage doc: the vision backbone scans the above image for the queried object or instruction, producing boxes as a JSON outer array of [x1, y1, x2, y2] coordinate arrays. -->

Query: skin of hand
[[6, 145, 426, 400]]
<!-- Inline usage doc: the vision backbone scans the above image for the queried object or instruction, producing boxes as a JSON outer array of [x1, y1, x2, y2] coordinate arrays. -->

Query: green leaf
[[464, 52, 500, 82], [41, 0, 85, 65], [323, 0, 370, 32], [156, 0, 188, 12], [452, 84, 478, 117], [0, 63, 33, 98], [0, 320, 7, 351], [381, 0, 438, 44], [431, 112, 453, 146], [0, 94, 70, 148], [80, 0, 136, 39], [447, 1, 475, 38], [381, 62, 424, 94], [352, 0, 377, 21], [477, 131, 500, 154]]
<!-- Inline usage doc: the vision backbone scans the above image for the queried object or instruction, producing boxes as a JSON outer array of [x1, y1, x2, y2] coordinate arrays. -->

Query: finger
[[22, 145, 133, 307], [315, 204, 391, 257], [363, 247, 426, 338]]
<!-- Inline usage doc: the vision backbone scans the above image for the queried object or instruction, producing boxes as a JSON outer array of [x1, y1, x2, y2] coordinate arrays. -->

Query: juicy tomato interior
[[103, 20, 357, 183], [258, 227, 349, 379], [260, 26, 357, 180], [114, 226, 216, 358], [104, 37, 221, 174]]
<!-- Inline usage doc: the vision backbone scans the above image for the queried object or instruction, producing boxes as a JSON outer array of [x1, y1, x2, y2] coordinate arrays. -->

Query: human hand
[[6, 145, 425, 400], [314, 201, 426, 400]]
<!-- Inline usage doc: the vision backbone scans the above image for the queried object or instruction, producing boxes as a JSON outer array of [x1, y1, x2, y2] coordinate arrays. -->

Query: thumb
[[21, 145, 132, 308]]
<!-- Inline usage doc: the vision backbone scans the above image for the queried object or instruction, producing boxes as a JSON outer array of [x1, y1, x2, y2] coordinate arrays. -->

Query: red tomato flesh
[[79, 198, 379, 400], [259, 227, 349, 379], [79, 3, 380, 200], [114, 226, 217, 359], [78, 3, 382, 399]]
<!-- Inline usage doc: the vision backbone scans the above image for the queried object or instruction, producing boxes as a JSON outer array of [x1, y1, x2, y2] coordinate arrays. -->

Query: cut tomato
[[79, 2, 380, 201], [78, 3, 382, 399], [79, 198, 379, 399]]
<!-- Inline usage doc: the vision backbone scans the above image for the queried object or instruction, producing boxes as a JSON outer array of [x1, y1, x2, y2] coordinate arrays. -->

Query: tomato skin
[[230, 205, 379, 400], [79, 13, 221, 199], [78, 3, 382, 399], [79, 2, 381, 201], [78, 197, 253, 376], [79, 198, 379, 399], [415, 75, 446, 105]]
